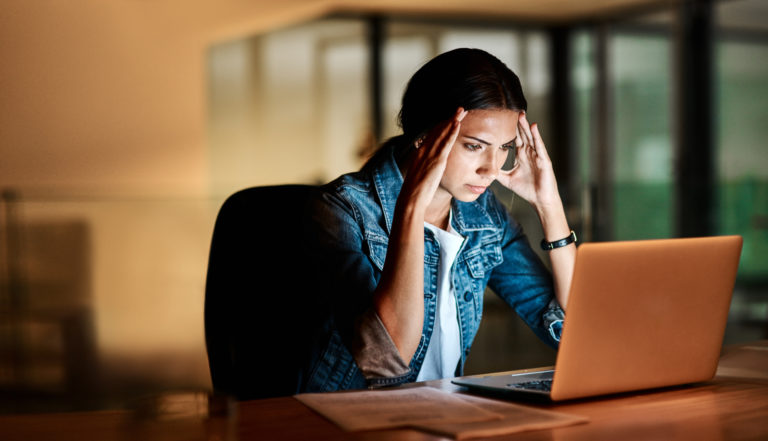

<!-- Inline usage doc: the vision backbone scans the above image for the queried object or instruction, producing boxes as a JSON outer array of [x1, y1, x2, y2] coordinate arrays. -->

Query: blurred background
[[1, 0, 766, 413]]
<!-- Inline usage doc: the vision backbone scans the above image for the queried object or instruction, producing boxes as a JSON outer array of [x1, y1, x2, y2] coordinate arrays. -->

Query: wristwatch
[[541, 230, 577, 251]]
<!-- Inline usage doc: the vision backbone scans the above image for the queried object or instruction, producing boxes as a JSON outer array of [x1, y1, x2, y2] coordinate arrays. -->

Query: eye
[[464, 143, 482, 151], [500, 143, 514, 151]]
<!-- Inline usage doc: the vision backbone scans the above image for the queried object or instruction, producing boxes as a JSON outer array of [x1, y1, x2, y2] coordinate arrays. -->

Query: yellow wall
[[0, 0, 336, 394], [0, 0, 332, 197]]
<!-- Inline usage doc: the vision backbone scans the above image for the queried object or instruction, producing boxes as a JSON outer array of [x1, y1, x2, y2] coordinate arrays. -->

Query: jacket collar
[[370, 143, 497, 235]]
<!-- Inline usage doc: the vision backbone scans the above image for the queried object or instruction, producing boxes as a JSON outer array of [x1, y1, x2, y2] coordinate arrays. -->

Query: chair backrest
[[204, 185, 318, 400]]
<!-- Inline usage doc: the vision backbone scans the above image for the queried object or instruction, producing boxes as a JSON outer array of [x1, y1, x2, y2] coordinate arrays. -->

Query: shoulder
[[326, 170, 372, 197], [316, 170, 374, 214], [310, 166, 387, 234]]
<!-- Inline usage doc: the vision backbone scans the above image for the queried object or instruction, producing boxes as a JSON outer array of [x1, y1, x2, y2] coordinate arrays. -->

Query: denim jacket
[[301, 142, 564, 392]]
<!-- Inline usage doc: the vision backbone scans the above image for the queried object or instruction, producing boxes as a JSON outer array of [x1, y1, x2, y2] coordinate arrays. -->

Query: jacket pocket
[[366, 233, 388, 271], [463, 245, 502, 279]]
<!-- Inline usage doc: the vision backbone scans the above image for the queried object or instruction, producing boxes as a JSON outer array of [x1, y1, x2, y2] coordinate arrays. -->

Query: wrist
[[532, 192, 563, 217], [541, 230, 577, 251], [392, 199, 427, 242], [394, 196, 426, 221], [535, 201, 570, 241]]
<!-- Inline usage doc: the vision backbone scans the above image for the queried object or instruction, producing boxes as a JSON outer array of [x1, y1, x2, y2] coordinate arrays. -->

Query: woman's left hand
[[496, 112, 561, 210], [498, 113, 575, 312]]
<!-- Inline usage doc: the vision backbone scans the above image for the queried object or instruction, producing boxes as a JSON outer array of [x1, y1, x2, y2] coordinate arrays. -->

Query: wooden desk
[[1, 341, 767, 441]]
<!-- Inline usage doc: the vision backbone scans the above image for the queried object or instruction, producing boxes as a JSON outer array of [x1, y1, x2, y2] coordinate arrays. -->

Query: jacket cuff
[[543, 298, 565, 342], [350, 308, 412, 386]]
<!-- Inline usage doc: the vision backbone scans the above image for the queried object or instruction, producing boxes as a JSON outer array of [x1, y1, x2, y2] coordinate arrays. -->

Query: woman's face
[[439, 108, 519, 202]]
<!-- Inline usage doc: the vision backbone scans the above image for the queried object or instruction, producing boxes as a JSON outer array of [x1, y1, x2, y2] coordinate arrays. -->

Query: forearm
[[535, 197, 576, 310], [370, 108, 463, 365], [372, 201, 426, 364]]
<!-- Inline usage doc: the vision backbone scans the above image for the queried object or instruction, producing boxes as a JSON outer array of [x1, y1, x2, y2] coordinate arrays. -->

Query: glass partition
[[207, 19, 370, 197], [716, 0, 768, 343], [609, 33, 674, 240]]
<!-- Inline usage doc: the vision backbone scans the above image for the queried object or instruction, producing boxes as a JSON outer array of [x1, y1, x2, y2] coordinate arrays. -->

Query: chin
[[453, 192, 483, 203]]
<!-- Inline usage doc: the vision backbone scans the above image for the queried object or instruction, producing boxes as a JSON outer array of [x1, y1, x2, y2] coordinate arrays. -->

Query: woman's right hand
[[400, 107, 467, 212], [373, 107, 466, 364]]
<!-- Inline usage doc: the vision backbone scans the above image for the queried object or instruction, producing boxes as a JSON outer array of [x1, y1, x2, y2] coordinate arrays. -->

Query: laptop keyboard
[[507, 379, 553, 392]]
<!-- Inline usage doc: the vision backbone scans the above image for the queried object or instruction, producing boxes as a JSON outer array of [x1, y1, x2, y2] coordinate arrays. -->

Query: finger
[[514, 129, 525, 148], [441, 118, 462, 158], [516, 120, 529, 148], [518, 122, 533, 151], [430, 108, 465, 140], [514, 144, 529, 167], [432, 108, 466, 156], [518, 113, 534, 147], [420, 118, 455, 152], [531, 123, 551, 161], [456, 107, 468, 122], [521, 138, 538, 165]]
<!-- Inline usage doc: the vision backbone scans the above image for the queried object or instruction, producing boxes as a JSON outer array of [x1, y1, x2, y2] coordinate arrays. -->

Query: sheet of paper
[[295, 386, 502, 431], [414, 393, 589, 439]]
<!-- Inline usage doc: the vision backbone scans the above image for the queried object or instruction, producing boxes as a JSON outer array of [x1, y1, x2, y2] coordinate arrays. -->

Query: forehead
[[460, 109, 519, 141]]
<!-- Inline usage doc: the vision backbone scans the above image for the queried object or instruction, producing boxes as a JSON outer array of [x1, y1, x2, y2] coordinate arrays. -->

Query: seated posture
[[301, 48, 576, 392]]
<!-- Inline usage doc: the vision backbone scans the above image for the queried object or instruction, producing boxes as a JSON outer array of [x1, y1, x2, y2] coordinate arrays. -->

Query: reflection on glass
[[715, 0, 768, 343], [610, 33, 673, 240], [716, 40, 768, 279], [207, 19, 369, 195]]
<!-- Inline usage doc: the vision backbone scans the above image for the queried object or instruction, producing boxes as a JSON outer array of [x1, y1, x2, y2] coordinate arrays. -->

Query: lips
[[466, 185, 487, 195]]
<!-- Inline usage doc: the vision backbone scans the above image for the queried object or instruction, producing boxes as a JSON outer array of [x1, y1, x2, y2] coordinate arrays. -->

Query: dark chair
[[204, 185, 320, 400]]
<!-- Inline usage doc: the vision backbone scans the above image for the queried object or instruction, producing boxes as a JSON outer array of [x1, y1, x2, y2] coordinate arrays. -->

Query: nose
[[476, 149, 501, 181]]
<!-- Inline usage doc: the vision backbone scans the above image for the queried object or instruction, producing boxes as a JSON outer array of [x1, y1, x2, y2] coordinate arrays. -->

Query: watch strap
[[541, 230, 577, 251]]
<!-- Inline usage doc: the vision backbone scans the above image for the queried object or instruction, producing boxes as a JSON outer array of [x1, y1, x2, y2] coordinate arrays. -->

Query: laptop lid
[[454, 236, 743, 401]]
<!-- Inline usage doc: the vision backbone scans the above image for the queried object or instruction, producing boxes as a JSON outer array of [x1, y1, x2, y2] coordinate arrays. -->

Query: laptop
[[452, 235, 743, 402]]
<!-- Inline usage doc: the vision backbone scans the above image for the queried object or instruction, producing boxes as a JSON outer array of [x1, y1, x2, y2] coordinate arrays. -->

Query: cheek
[[443, 150, 472, 180], [440, 159, 459, 186]]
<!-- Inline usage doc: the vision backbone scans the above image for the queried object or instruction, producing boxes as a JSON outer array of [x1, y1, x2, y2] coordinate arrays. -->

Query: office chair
[[204, 184, 320, 400]]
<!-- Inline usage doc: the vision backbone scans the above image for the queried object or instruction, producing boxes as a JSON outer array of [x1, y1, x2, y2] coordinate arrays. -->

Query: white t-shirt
[[416, 214, 465, 381]]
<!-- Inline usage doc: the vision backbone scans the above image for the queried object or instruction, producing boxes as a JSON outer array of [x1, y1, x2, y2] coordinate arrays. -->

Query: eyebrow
[[464, 135, 517, 145], [465, 135, 491, 145]]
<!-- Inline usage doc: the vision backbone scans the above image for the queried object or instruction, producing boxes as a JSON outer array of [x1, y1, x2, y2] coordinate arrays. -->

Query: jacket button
[[463, 291, 473, 302]]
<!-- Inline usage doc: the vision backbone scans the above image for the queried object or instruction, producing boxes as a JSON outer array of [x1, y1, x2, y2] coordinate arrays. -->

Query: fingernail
[[457, 109, 468, 121]]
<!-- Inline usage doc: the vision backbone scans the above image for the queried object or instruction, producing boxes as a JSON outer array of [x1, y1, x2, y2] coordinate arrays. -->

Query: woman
[[302, 48, 576, 392]]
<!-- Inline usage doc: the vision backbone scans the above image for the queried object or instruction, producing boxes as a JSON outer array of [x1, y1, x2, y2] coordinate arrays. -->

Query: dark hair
[[399, 48, 527, 143], [363, 48, 527, 166]]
